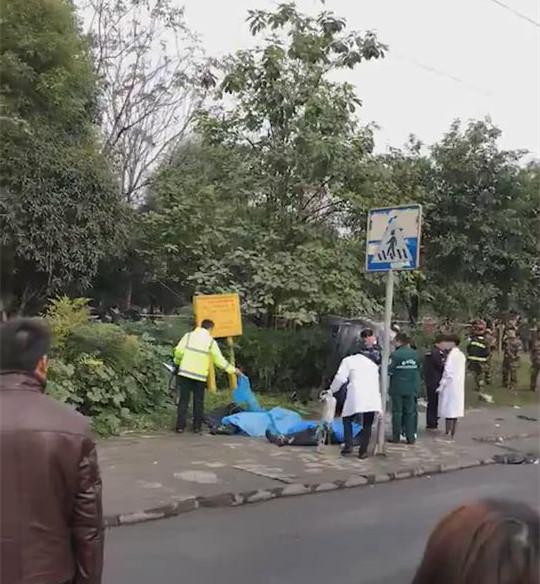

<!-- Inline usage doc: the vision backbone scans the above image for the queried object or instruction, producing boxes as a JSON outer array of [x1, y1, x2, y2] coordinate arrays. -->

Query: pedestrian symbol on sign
[[373, 215, 413, 265]]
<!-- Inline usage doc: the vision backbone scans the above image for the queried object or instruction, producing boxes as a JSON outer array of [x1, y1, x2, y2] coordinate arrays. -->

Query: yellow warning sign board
[[193, 293, 242, 339]]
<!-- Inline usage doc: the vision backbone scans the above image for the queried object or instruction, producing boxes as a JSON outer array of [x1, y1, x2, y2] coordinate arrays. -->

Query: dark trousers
[[391, 394, 416, 442], [343, 412, 375, 453], [426, 384, 439, 429], [176, 376, 206, 431]]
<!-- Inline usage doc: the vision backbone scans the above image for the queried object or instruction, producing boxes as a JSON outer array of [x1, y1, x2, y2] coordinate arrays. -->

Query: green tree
[[345, 122, 539, 322], [203, 2, 385, 224], [0, 0, 126, 311], [424, 119, 539, 316], [140, 3, 386, 323], [81, 0, 212, 203]]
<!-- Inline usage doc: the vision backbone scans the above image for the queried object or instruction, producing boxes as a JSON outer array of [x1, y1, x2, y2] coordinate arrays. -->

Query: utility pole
[[366, 204, 422, 456], [375, 270, 394, 455]]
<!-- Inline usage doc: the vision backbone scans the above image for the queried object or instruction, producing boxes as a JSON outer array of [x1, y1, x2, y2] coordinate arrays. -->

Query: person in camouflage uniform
[[484, 326, 497, 386], [530, 328, 540, 393], [502, 328, 523, 391]]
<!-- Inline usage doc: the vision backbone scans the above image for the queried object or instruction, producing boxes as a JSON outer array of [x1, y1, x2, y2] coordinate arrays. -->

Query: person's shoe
[[387, 438, 401, 444], [266, 429, 278, 444], [175, 428, 185, 434], [358, 449, 369, 459], [193, 428, 203, 435], [341, 447, 353, 456], [265, 429, 286, 446], [406, 439, 416, 445]]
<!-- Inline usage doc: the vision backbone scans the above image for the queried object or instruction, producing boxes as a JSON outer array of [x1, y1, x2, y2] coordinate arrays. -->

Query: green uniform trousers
[[391, 394, 416, 442]]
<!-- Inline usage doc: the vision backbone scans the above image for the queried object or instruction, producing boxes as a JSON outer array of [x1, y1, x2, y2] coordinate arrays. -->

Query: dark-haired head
[[360, 328, 376, 346], [434, 333, 446, 347], [444, 333, 460, 346], [411, 499, 540, 584], [201, 319, 215, 331], [0, 318, 51, 384], [395, 332, 410, 347]]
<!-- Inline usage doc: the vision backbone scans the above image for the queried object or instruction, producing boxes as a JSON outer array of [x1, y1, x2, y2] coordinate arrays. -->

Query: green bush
[[121, 315, 191, 346], [409, 327, 435, 353], [66, 323, 140, 372], [121, 318, 330, 396], [236, 325, 329, 395], [45, 296, 91, 350], [44, 298, 331, 434], [45, 298, 171, 436]]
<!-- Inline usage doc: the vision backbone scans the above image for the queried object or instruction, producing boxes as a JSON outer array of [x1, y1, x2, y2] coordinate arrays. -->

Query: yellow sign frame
[[193, 293, 243, 339], [193, 293, 242, 392]]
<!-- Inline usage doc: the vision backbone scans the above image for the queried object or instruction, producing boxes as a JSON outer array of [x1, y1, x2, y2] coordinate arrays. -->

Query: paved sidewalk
[[98, 406, 539, 525]]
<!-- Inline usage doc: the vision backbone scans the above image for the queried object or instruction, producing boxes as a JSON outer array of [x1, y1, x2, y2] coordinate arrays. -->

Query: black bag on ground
[[204, 402, 244, 433]]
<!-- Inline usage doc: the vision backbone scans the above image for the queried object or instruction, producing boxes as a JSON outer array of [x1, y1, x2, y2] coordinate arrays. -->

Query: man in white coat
[[330, 350, 382, 458], [437, 334, 466, 439]]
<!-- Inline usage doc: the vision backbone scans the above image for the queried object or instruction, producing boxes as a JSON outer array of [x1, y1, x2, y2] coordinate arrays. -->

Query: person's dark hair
[[411, 499, 539, 584], [360, 328, 374, 339], [395, 332, 410, 346], [201, 319, 215, 330], [434, 333, 445, 344], [444, 333, 461, 345], [0, 318, 52, 373]]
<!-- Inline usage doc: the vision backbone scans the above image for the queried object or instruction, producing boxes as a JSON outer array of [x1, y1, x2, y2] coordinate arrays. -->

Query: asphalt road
[[104, 465, 540, 584]]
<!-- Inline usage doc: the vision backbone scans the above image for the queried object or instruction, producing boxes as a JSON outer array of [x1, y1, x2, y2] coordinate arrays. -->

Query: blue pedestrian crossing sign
[[366, 205, 422, 272]]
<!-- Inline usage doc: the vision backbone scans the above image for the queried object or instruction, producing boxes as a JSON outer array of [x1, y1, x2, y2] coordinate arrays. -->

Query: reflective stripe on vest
[[470, 341, 487, 349], [468, 356, 488, 362], [186, 333, 214, 353], [177, 332, 215, 381], [178, 369, 207, 381]]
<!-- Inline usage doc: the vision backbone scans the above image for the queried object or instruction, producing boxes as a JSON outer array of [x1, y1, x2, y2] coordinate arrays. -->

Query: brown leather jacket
[[0, 372, 104, 584]]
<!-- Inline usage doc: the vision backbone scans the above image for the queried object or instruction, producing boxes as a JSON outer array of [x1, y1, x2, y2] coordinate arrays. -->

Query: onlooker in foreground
[[389, 333, 421, 444], [0, 318, 104, 584], [173, 319, 241, 433], [423, 334, 446, 430], [330, 349, 381, 458], [437, 333, 466, 440], [411, 499, 539, 584]]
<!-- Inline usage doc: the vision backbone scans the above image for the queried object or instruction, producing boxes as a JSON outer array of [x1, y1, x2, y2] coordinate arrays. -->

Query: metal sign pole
[[375, 269, 394, 455]]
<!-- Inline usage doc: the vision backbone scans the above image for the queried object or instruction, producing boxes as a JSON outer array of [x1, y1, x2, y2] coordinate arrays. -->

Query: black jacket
[[423, 347, 446, 390]]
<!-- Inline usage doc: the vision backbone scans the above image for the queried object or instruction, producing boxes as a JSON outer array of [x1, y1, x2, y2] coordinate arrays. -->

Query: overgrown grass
[[118, 383, 308, 435], [118, 353, 539, 435], [205, 387, 310, 415], [465, 353, 539, 409]]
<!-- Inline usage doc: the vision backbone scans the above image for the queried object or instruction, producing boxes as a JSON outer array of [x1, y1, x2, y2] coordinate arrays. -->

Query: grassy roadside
[[464, 353, 539, 409], [118, 353, 538, 435], [118, 385, 306, 435]]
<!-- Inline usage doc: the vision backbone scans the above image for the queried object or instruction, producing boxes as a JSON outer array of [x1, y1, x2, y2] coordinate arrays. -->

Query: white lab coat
[[330, 354, 382, 417], [437, 347, 466, 418]]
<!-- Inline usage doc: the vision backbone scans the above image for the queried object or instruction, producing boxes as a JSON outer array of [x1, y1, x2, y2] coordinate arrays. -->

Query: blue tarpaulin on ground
[[221, 407, 302, 437], [223, 375, 361, 440], [233, 376, 263, 412]]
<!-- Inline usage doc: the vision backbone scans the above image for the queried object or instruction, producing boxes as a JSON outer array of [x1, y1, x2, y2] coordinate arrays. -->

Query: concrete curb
[[103, 455, 498, 529]]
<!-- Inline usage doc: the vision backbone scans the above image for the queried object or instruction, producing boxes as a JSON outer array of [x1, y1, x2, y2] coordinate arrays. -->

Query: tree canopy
[[0, 0, 126, 310], [1, 1, 537, 324]]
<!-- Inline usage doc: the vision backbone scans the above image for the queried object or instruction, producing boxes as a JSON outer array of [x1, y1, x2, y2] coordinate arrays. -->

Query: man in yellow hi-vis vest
[[173, 319, 241, 433]]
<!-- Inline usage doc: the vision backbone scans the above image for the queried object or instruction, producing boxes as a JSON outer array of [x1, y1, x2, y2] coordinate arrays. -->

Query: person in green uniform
[[389, 332, 421, 444]]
